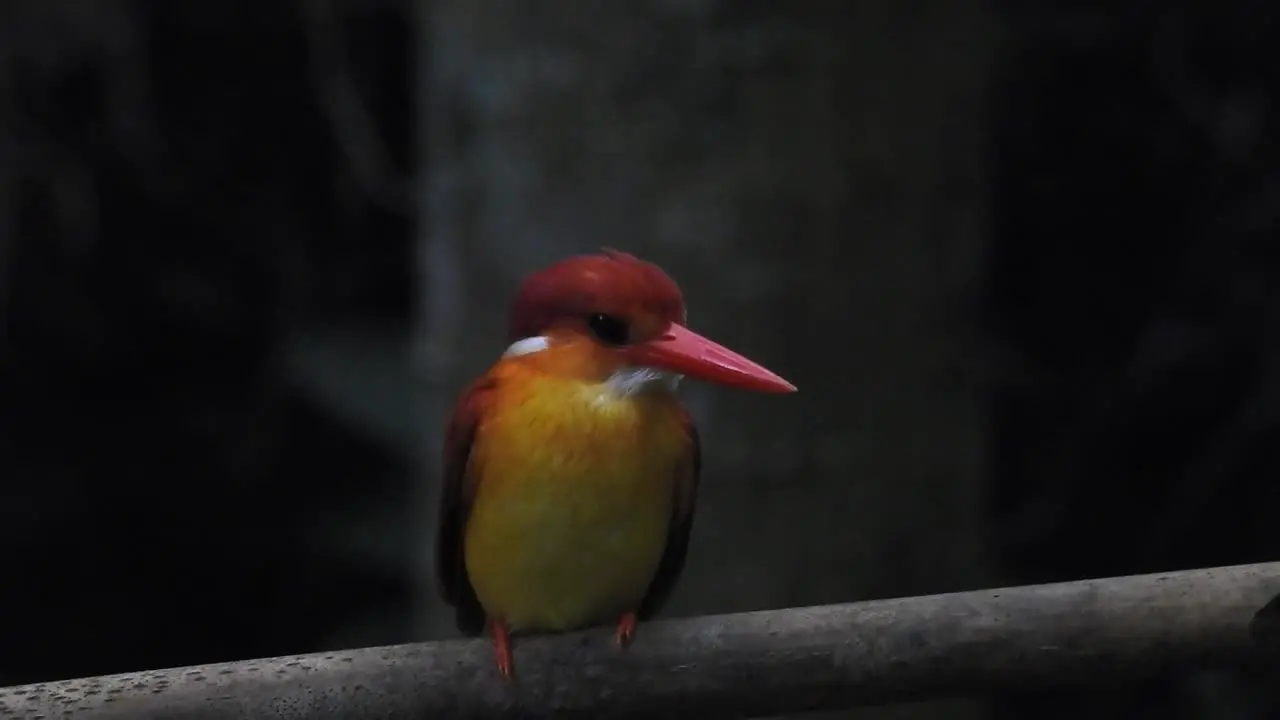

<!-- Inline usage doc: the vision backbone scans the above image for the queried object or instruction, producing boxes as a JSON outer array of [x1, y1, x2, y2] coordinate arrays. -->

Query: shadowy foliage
[[0, 1, 414, 684], [989, 3, 1280, 719]]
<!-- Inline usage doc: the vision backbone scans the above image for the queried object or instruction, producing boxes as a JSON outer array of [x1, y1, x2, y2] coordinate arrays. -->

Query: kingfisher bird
[[434, 249, 796, 678]]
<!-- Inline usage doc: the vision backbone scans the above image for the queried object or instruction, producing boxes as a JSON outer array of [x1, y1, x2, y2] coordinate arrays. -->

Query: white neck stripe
[[503, 336, 551, 357]]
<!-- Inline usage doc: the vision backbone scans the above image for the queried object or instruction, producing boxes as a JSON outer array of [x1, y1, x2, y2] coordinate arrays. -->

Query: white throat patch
[[501, 335, 681, 398], [604, 367, 683, 397]]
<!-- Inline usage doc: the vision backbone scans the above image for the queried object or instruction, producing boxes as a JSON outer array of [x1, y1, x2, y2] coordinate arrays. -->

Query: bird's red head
[[508, 249, 796, 394]]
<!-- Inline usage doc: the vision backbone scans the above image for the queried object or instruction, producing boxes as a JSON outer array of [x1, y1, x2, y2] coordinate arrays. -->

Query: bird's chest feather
[[463, 380, 686, 631]]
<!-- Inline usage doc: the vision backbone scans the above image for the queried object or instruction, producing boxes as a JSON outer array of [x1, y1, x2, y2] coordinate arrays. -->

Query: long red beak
[[625, 324, 797, 393]]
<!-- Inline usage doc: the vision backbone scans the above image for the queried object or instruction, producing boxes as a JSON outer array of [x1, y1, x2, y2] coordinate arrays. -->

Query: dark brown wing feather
[[434, 375, 497, 636], [637, 406, 702, 620]]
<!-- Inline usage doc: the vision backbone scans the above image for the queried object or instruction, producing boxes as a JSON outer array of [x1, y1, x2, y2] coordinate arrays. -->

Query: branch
[[2, 562, 1278, 720]]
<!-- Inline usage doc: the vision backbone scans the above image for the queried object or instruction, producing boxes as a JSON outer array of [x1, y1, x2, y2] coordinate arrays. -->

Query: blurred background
[[0, 1, 1277, 719]]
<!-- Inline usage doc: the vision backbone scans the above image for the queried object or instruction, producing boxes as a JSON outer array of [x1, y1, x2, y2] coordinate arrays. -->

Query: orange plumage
[[435, 250, 794, 678]]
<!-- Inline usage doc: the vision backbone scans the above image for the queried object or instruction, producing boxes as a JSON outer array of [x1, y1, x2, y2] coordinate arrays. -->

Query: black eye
[[587, 313, 629, 345]]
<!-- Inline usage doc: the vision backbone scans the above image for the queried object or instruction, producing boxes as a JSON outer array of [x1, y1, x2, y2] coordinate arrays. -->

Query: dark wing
[[434, 375, 497, 636], [637, 405, 702, 620]]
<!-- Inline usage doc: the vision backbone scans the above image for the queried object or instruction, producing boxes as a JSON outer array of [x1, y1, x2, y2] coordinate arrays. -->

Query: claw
[[614, 611, 638, 648], [491, 618, 514, 679]]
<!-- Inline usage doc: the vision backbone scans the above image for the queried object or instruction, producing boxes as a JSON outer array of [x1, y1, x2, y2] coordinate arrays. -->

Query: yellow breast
[[463, 374, 689, 634]]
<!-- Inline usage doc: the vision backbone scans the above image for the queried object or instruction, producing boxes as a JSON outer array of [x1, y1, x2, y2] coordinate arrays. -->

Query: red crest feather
[[507, 249, 685, 341]]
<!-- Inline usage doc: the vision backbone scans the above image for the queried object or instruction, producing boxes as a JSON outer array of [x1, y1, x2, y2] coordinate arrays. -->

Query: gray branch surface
[[3, 562, 1278, 720]]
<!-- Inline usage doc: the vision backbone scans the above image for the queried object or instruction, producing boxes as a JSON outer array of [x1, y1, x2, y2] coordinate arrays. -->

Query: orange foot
[[614, 611, 638, 648], [490, 618, 514, 680]]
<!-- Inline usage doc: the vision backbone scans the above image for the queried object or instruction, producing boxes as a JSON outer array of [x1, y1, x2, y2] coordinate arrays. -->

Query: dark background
[[0, 2, 1276, 719]]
